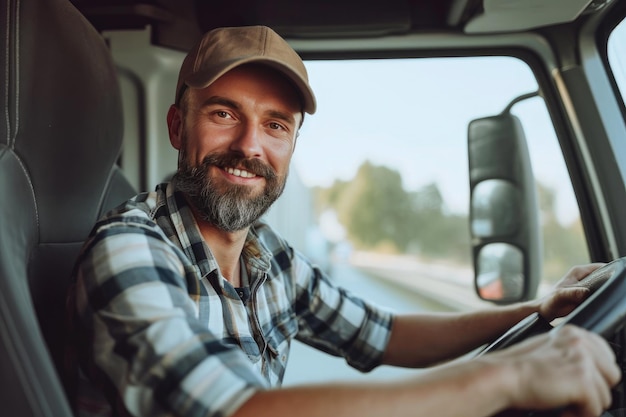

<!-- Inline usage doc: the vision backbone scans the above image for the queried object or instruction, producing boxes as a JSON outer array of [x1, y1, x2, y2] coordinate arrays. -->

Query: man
[[68, 25, 620, 417]]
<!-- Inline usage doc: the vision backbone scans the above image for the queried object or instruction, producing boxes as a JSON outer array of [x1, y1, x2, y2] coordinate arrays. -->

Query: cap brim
[[184, 57, 317, 114]]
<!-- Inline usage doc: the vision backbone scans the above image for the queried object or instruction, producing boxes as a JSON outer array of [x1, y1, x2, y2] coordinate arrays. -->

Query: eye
[[215, 110, 232, 119], [209, 109, 237, 125], [269, 121, 286, 131]]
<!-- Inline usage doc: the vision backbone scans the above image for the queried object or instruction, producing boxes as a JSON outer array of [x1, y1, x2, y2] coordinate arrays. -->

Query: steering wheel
[[478, 256, 626, 356], [476, 257, 626, 417]]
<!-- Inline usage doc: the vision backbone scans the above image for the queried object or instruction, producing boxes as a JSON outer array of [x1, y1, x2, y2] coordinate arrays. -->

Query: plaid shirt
[[69, 182, 393, 417]]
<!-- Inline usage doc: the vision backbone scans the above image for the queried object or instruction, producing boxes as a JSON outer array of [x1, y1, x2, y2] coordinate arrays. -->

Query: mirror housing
[[468, 105, 542, 304]]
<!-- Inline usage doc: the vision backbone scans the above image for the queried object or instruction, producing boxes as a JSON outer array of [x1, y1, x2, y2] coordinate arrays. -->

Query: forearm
[[383, 300, 540, 367], [234, 325, 619, 417], [234, 359, 512, 417]]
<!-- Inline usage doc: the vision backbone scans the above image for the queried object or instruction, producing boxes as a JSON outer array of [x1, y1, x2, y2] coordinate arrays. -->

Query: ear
[[167, 104, 183, 150]]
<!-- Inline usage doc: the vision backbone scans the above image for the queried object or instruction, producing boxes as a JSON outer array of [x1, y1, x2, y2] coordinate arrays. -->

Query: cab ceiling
[[70, 0, 478, 50], [70, 0, 607, 51]]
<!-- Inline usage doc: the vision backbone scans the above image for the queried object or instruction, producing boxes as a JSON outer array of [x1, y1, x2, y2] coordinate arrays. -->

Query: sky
[[289, 56, 581, 224], [610, 18, 626, 103]]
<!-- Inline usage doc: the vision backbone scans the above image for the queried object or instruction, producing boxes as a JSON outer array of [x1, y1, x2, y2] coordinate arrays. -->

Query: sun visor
[[464, 0, 593, 33], [197, 0, 412, 38]]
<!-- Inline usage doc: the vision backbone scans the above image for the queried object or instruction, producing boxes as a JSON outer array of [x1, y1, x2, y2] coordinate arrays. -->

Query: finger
[[575, 329, 620, 375], [570, 263, 606, 281], [557, 287, 590, 303], [560, 288, 590, 312], [587, 333, 622, 387], [541, 287, 590, 321], [586, 356, 615, 413], [554, 264, 605, 290], [557, 340, 614, 417], [555, 326, 622, 390], [599, 369, 615, 410]]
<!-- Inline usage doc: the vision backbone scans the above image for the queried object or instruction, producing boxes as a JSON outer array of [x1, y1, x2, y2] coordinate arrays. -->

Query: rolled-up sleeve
[[291, 251, 394, 373], [73, 219, 267, 417]]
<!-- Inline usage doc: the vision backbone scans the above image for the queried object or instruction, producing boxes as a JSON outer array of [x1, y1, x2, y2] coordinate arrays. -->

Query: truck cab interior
[[2, 0, 626, 416]]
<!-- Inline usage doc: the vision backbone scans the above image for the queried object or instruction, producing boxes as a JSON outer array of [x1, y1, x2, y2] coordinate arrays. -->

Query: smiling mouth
[[224, 166, 257, 178]]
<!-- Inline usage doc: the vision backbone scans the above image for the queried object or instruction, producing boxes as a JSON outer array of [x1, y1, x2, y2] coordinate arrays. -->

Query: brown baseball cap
[[175, 25, 317, 114]]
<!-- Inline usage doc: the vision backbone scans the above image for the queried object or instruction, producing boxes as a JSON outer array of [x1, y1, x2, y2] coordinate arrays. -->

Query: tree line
[[314, 160, 587, 282]]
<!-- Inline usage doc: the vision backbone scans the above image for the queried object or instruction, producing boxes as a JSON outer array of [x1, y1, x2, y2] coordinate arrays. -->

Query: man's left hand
[[537, 263, 605, 322]]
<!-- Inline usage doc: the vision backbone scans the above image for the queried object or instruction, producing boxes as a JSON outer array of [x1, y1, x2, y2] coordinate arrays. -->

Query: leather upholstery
[[0, 0, 135, 415]]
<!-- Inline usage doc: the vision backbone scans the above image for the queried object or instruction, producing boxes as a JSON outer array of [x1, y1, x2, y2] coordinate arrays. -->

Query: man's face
[[169, 64, 303, 232]]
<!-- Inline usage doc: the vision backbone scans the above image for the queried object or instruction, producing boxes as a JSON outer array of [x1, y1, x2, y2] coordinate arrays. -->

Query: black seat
[[0, 0, 136, 415]]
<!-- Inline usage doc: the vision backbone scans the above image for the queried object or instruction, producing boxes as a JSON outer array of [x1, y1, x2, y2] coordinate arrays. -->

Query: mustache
[[197, 153, 277, 180]]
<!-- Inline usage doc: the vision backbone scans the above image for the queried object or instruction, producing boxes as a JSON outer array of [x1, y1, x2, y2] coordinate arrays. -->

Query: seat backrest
[[0, 0, 136, 415]]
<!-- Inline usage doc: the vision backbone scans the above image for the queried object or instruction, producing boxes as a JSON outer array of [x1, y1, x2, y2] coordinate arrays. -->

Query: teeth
[[226, 167, 255, 178]]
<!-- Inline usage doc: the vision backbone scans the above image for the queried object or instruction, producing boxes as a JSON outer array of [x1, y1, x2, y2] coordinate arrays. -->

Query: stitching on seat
[[14, 0, 19, 148], [5, 0, 35, 232], [4, 0, 35, 231], [97, 165, 116, 216], [14, 151, 40, 237], [3, 0, 20, 150], [3, 0, 10, 146]]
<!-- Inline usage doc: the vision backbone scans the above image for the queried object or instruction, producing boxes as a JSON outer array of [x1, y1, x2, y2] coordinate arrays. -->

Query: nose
[[229, 121, 263, 158]]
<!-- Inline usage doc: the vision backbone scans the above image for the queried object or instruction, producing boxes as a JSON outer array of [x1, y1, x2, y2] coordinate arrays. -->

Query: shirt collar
[[159, 181, 273, 279]]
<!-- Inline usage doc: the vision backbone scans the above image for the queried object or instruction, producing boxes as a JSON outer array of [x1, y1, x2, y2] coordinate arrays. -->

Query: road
[[282, 260, 478, 386]]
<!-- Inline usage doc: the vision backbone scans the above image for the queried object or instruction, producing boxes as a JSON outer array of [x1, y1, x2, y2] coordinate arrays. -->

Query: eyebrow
[[199, 96, 240, 111], [267, 109, 297, 127]]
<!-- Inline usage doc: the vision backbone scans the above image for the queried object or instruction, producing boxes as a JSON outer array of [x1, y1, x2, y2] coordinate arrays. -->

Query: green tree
[[334, 161, 414, 251], [318, 161, 471, 261], [411, 183, 444, 213], [536, 182, 588, 282], [315, 166, 584, 274], [409, 183, 471, 262]]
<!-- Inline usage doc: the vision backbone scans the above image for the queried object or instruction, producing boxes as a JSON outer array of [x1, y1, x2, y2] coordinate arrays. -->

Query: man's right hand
[[486, 325, 621, 417]]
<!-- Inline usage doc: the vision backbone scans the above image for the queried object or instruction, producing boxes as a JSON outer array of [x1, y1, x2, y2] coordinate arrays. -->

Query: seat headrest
[[6, 0, 124, 243]]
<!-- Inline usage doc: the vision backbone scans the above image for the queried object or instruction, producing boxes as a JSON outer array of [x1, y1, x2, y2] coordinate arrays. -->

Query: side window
[[608, 17, 626, 110], [267, 56, 590, 385], [269, 57, 588, 299], [268, 57, 589, 384]]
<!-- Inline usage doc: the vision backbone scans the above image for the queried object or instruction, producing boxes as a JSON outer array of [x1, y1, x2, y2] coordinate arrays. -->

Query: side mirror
[[468, 95, 542, 303]]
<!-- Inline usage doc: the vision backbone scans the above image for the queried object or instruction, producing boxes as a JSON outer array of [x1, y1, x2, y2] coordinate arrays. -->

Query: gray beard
[[172, 152, 287, 232]]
